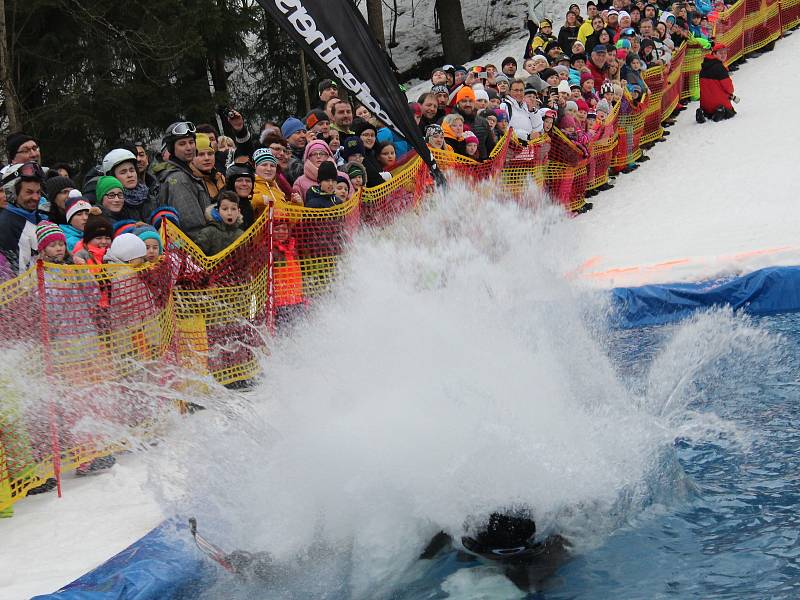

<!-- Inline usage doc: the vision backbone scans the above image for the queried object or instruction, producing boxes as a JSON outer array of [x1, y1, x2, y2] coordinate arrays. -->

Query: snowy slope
[[0, 457, 163, 600], [571, 32, 800, 288]]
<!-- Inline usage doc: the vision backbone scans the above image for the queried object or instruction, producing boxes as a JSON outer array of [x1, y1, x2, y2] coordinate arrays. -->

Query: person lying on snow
[[215, 508, 570, 592], [696, 42, 739, 123]]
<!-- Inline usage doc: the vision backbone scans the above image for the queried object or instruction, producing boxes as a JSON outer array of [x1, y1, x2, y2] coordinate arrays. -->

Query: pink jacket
[[291, 140, 353, 203]]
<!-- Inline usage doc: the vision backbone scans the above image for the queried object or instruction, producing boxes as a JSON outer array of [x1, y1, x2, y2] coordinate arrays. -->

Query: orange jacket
[[273, 237, 303, 307]]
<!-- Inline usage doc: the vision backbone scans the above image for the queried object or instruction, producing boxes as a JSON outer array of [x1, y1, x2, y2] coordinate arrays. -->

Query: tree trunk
[[435, 0, 472, 64], [366, 0, 386, 49], [0, 0, 22, 131]]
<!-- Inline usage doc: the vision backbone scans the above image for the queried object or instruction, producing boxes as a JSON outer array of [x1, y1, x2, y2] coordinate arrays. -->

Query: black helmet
[[225, 163, 255, 191], [163, 121, 197, 152], [461, 509, 537, 561]]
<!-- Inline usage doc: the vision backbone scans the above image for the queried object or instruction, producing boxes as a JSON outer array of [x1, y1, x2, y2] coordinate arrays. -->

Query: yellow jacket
[[252, 176, 285, 218]]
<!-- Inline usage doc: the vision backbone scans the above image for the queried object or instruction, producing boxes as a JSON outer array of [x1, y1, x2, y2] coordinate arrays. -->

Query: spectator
[[0, 162, 44, 273], [272, 219, 305, 327], [153, 121, 212, 236], [225, 164, 257, 228], [280, 117, 308, 184], [454, 87, 494, 160], [375, 141, 397, 173], [587, 44, 610, 89], [102, 148, 152, 221], [501, 57, 517, 78], [305, 161, 342, 209], [103, 232, 147, 266], [503, 79, 538, 142], [345, 162, 366, 191], [191, 134, 226, 201], [354, 120, 385, 187], [262, 134, 295, 197], [292, 140, 350, 203], [193, 191, 245, 256], [36, 221, 71, 264], [134, 141, 157, 190], [558, 11, 581, 53], [252, 148, 295, 218], [442, 113, 467, 156], [6, 133, 42, 166], [317, 79, 338, 110], [426, 124, 452, 152], [133, 225, 162, 263], [72, 214, 114, 265], [60, 194, 96, 252], [96, 176, 128, 224], [44, 175, 75, 225], [697, 43, 737, 122], [331, 100, 355, 136], [526, 18, 557, 57]]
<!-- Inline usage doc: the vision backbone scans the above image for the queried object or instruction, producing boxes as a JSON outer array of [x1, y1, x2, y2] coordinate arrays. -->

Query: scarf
[[124, 182, 150, 207]]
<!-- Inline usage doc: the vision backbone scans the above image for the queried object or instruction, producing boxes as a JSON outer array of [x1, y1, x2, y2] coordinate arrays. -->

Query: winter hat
[[149, 206, 180, 230], [65, 196, 92, 223], [409, 102, 423, 117], [455, 86, 476, 104], [45, 176, 74, 202], [463, 131, 479, 144], [317, 161, 338, 183], [353, 120, 377, 137], [305, 108, 330, 129], [95, 176, 124, 202], [133, 225, 162, 252], [454, 65, 468, 75], [626, 52, 641, 66], [195, 133, 213, 153], [539, 68, 557, 82], [106, 233, 146, 263], [303, 139, 332, 160], [557, 80, 572, 94], [565, 100, 579, 112], [340, 136, 365, 161], [83, 214, 114, 245], [425, 124, 444, 141], [345, 161, 366, 181], [571, 53, 587, 64], [495, 110, 509, 123], [252, 147, 278, 166], [494, 74, 510, 85], [113, 219, 138, 238], [486, 88, 499, 100], [431, 84, 449, 95], [592, 44, 608, 54], [474, 89, 489, 103], [540, 18, 553, 27], [318, 78, 337, 94], [596, 99, 611, 113], [616, 38, 632, 50], [36, 221, 66, 252], [575, 99, 590, 112], [580, 72, 595, 86], [627, 83, 642, 94], [559, 115, 579, 130], [554, 65, 570, 76], [280, 117, 306, 139], [6, 133, 35, 161], [600, 81, 615, 95]]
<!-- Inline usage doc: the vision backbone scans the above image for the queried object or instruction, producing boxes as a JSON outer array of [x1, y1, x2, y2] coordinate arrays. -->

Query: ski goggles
[[17, 161, 45, 180], [167, 121, 197, 137], [461, 536, 538, 561]]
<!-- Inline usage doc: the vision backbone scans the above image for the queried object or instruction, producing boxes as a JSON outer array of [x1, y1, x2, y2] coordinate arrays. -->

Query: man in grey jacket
[[153, 122, 212, 237]]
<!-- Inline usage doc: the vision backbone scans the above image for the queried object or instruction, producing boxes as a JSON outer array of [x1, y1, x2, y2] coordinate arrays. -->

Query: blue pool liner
[[31, 519, 212, 600], [611, 265, 800, 328]]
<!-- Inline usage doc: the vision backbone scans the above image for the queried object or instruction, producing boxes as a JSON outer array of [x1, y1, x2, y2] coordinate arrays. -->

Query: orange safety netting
[[0, 0, 792, 512]]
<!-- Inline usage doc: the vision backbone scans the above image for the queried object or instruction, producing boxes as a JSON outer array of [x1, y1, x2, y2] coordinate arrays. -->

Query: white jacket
[[503, 96, 544, 141]]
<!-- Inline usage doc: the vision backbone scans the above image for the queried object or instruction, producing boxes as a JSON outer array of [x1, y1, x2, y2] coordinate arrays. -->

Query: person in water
[[214, 507, 569, 591]]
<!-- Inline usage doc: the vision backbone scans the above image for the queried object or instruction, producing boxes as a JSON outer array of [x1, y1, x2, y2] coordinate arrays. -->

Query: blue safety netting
[[31, 519, 211, 600], [610, 266, 800, 328]]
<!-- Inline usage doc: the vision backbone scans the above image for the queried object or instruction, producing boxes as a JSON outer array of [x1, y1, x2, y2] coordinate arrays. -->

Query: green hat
[[95, 176, 124, 203]]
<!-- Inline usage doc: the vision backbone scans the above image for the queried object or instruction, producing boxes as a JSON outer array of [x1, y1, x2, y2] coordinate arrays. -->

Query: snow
[[3, 23, 799, 600], [0, 456, 163, 600]]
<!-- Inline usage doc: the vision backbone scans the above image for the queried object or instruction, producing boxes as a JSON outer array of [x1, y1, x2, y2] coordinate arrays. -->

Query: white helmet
[[102, 148, 136, 175]]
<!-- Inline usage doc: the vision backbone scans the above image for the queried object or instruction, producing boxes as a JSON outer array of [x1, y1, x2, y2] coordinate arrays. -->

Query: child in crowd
[[60, 194, 98, 252], [72, 214, 114, 265], [334, 176, 350, 202], [103, 233, 147, 266], [375, 141, 397, 173], [272, 219, 305, 328], [464, 131, 480, 160], [36, 221, 72, 264], [305, 161, 342, 209], [133, 225, 163, 263], [345, 162, 366, 191], [193, 191, 245, 256]]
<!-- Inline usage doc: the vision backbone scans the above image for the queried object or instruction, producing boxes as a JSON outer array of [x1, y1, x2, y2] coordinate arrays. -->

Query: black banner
[[255, 0, 443, 182]]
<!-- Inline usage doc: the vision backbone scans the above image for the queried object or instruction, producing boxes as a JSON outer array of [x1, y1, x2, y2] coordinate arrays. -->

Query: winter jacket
[[456, 107, 495, 161], [558, 25, 580, 53], [305, 186, 342, 209], [577, 21, 595, 44], [503, 96, 543, 141], [292, 142, 352, 202], [587, 58, 609, 91], [191, 206, 245, 256], [60, 223, 84, 252], [252, 176, 286, 218], [525, 73, 548, 93], [377, 127, 411, 158], [0, 205, 40, 274], [153, 158, 212, 235], [273, 236, 303, 308], [191, 164, 226, 201], [441, 122, 468, 157], [699, 54, 734, 114]]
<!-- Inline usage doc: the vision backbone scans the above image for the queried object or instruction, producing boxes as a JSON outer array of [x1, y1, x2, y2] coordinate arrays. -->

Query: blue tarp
[[611, 266, 800, 328], [31, 520, 210, 600]]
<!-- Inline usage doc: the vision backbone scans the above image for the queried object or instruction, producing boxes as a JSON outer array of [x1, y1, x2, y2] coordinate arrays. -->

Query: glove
[[730, 95, 740, 104], [379, 171, 392, 181]]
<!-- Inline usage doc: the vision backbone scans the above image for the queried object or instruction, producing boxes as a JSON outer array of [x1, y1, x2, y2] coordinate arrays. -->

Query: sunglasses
[[167, 121, 197, 136]]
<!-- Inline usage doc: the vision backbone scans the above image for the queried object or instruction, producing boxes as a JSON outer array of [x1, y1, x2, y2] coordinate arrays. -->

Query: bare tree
[[0, 0, 21, 131], [366, 0, 386, 48]]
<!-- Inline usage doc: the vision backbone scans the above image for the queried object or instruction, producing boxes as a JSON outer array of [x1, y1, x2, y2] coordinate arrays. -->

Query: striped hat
[[36, 220, 66, 252], [149, 206, 180, 230], [113, 219, 138, 238], [252, 147, 278, 166], [64, 195, 92, 223]]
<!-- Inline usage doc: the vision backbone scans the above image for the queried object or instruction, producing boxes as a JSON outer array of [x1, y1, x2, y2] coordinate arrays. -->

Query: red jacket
[[587, 59, 608, 92], [699, 54, 734, 114]]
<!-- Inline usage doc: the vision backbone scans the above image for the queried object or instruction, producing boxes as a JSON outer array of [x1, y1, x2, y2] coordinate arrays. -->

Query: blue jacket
[[60, 223, 83, 252], [376, 127, 410, 159], [304, 186, 342, 209]]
